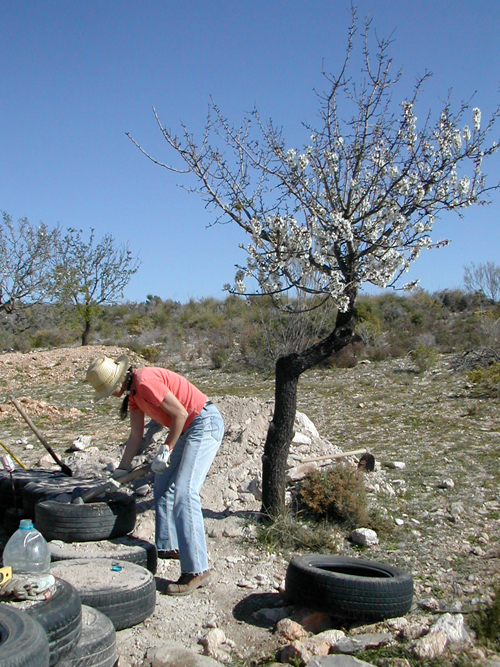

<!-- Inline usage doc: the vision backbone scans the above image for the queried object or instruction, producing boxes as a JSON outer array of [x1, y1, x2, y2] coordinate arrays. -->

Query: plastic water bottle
[[2, 519, 51, 574]]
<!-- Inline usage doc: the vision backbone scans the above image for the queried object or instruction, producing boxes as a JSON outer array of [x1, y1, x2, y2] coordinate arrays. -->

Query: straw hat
[[86, 354, 130, 402]]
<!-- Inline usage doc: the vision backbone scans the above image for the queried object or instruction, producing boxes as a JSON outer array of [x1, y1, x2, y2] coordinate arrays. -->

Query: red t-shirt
[[128, 367, 207, 431]]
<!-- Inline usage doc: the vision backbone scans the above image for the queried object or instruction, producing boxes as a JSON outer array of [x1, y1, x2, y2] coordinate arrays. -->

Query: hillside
[[0, 345, 499, 666]]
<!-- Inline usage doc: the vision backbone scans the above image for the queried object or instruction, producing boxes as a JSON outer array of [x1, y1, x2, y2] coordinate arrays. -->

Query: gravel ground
[[0, 345, 499, 666]]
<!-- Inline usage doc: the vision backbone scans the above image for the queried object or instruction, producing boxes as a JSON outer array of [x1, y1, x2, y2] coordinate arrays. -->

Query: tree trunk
[[81, 319, 91, 346], [261, 303, 356, 519]]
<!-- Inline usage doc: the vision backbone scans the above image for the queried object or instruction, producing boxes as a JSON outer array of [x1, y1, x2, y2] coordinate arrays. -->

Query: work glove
[[151, 445, 171, 474], [105, 477, 122, 494], [106, 466, 129, 493]]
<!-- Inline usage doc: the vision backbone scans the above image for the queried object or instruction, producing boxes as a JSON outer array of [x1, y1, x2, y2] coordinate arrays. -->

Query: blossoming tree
[[128, 14, 499, 517]]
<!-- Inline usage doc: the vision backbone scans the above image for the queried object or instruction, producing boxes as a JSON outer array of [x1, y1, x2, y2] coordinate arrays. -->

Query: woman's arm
[[158, 392, 188, 450], [118, 409, 145, 470]]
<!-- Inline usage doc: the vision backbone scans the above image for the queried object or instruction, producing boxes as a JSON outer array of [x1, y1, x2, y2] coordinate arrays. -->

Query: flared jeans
[[154, 402, 224, 574]]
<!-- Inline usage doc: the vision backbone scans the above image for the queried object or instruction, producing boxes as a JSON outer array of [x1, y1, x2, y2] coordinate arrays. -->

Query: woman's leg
[[154, 455, 180, 552], [172, 403, 224, 575]]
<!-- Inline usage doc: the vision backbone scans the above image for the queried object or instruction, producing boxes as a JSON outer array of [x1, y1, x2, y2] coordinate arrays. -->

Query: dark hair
[[120, 367, 135, 420]]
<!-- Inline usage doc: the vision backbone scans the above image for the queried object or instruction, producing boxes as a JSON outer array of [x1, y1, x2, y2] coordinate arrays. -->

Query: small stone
[[291, 610, 332, 634], [134, 484, 151, 497], [71, 435, 92, 451], [412, 631, 448, 659], [350, 527, 379, 546], [275, 618, 308, 641]]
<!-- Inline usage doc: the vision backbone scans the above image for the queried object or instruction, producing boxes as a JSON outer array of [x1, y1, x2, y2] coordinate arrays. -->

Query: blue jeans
[[154, 402, 224, 574]]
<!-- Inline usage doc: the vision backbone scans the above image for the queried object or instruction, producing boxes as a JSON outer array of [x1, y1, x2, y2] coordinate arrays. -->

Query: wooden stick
[[301, 448, 368, 464], [9, 395, 73, 476], [77, 463, 152, 503]]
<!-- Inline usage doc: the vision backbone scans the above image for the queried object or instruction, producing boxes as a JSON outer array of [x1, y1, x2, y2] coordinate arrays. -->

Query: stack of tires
[[0, 469, 69, 537], [0, 577, 116, 667], [0, 470, 157, 666]]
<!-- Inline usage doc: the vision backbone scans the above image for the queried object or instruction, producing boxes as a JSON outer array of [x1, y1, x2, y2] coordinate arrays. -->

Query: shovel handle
[[9, 394, 73, 476], [80, 463, 152, 503]]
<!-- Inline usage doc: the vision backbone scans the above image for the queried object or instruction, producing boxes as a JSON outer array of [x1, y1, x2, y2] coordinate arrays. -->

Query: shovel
[[69, 463, 152, 504], [9, 394, 73, 477]]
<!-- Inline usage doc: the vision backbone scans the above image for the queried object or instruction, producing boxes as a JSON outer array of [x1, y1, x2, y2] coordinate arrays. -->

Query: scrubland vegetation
[[2, 288, 498, 377]]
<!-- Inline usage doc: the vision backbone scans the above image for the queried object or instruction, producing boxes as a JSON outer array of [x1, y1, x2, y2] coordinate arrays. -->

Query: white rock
[[199, 628, 226, 655], [413, 630, 448, 659], [438, 478, 455, 489], [350, 528, 379, 547], [286, 463, 318, 482], [292, 432, 312, 445], [429, 613, 471, 644], [295, 411, 319, 439], [71, 435, 92, 451]]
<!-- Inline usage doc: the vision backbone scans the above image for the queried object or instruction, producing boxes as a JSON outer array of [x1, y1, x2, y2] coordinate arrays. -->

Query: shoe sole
[[158, 551, 180, 560]]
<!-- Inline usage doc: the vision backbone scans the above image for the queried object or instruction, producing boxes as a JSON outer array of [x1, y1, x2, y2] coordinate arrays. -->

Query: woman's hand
[[151, 445, 172, 474]]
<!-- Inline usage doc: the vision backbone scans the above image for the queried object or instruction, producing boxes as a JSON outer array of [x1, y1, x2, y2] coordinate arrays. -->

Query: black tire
[[0, 471, 66, 510], [25, 577, 82, 666], [284, 554, 413, 622], [34, 493, 136, 542], [50, 559, 156, 631], [0, 604, 50, 667], [3, 508, 26, 536], [21, 478, 96, 520], [49, 535, 158, 575], [56, 605, 116, 667]]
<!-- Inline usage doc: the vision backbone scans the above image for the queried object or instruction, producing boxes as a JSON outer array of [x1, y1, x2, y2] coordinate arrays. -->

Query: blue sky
[[1, 0, 499, 304]]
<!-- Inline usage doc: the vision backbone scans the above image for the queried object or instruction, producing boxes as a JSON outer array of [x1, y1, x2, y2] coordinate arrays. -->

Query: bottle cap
[[19, 519, 34, 530]]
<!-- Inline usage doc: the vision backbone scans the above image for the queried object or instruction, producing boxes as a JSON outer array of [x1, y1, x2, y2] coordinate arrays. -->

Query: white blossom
[[452, 130, 462, 150], [297, 154, 309, 171], [234, 280, 246, 294], [388, 165, 399, 179], [285, 149, 296, 166], [458, 176, 471, 195], [472, 107, 481, 132]]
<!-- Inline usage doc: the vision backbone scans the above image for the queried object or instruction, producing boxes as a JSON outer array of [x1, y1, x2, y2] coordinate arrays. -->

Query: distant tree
[[129, 10, 500, 518], [0, 212, 60, 314], [54, 228, 140, 345], [464, 262, 500, 303]]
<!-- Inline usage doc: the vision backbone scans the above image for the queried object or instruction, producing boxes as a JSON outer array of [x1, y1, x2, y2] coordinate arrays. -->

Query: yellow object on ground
[[0, 567, 13, 586], [0, 439, 27, 469]]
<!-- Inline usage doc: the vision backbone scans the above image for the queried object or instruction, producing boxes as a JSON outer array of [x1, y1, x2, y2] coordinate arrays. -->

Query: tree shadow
[[232, 591, 290, 628]]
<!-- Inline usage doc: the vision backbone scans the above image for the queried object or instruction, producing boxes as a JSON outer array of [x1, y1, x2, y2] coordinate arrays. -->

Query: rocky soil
[[0, 345, 499, 666]]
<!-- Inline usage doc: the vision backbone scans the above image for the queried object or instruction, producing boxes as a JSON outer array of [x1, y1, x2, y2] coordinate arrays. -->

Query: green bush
[[31, 328, 72, 349], [409, 343, 439, 373], [469, 585, 500, 650], [468, 361, 500, 397], [141, 345, 160, 363], [298, 463, 369, 529]]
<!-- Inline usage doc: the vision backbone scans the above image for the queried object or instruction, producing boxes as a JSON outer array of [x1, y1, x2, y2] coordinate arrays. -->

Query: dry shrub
[[255, 512, 341, 557], [298, 462, 369, 529]]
